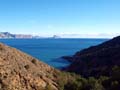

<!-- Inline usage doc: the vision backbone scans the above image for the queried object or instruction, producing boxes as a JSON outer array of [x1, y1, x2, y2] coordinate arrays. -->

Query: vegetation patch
[[24, 65, 30, 70]]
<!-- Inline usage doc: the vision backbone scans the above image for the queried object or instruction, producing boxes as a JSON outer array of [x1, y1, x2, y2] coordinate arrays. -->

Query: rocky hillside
[[0, 43, 62, 90], [1, 43, 97, 90], [63, 36, 120, 78]]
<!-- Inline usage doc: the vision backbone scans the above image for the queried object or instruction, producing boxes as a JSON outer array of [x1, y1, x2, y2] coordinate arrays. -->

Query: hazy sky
[[0, 0, 120, 38]]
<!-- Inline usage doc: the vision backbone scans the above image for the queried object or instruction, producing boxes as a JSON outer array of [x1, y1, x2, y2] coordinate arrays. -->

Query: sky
[[0, 0, 120, 38]]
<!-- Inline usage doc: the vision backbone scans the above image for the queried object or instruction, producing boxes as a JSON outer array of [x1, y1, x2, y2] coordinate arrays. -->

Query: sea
[[0, 38, 108, 69]]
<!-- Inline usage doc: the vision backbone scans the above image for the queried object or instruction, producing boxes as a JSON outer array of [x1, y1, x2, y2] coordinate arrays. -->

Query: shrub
[[31, 59, 37, 65], [45, 84, 52, 90], [24, 65, 30, 70]]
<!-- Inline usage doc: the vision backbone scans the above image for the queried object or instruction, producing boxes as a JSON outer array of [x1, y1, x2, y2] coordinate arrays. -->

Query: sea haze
[[0, 38, 108, 68]]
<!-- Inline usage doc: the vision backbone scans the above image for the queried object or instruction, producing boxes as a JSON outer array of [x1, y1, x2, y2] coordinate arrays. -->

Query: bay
[[0, 38, 108, 68]]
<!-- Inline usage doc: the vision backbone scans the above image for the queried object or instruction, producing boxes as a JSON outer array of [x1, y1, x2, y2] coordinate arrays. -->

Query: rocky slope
[[0, 43, 60, 90], [63, 36, 120, 77], [0, 43, 94, 90]]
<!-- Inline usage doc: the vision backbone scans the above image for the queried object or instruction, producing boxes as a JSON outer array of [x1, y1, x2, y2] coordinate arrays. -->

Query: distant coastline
[[0, 32, 61, 39]]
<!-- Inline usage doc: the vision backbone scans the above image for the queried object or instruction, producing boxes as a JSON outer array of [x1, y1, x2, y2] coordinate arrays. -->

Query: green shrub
[[45, 84, 52, 90]]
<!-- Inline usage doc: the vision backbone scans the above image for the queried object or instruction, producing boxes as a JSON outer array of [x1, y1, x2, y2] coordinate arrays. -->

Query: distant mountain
[[63, 36, 120, 78], [0, 32, 33, 39], [52, 35, 61, 39], [0, 32, 61, 39], [0, 32, 14, 38]]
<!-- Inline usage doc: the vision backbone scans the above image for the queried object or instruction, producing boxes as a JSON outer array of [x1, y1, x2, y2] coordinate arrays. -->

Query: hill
[[63, 36, 120, 78], [0, 43, 61, 90]]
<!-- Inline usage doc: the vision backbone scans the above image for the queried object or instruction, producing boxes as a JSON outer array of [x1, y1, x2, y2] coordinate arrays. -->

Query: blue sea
[[0, 38, 108, 68]]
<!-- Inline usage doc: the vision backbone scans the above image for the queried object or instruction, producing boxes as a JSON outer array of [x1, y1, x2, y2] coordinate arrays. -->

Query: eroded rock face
[[0, 43, 58, 90]]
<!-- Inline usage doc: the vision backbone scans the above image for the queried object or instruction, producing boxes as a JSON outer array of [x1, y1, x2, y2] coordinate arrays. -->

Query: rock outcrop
[[0, 43, 59, 90]]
